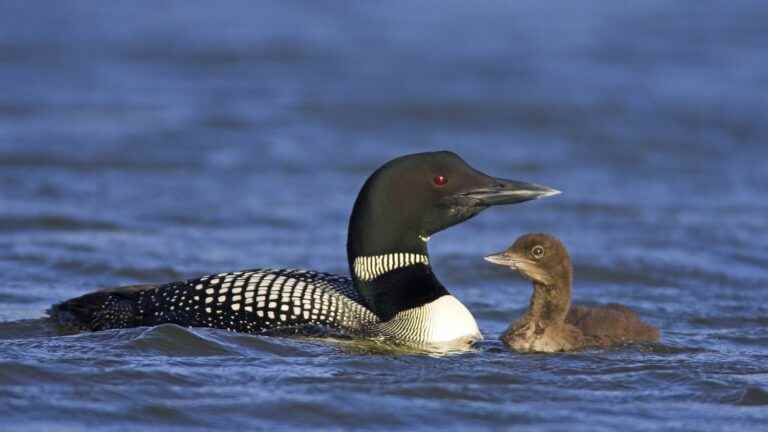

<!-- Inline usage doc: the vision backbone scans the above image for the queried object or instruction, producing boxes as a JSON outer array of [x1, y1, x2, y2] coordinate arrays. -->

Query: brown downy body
[[485, 233, 660, 353]]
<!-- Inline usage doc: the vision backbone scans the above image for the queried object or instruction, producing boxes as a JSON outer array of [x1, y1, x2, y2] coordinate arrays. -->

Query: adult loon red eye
[[433, 175, 447, 186]]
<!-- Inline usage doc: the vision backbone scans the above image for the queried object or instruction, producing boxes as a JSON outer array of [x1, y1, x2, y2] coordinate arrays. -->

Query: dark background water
[[1, 1, 767, 430]]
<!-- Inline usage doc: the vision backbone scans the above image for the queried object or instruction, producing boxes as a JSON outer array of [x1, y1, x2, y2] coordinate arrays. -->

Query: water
[[1, 1, 767, 430]]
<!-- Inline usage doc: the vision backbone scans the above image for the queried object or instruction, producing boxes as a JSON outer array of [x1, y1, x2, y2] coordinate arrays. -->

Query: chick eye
[[433, 175, 447, 186], [531, 245, 545, 259]]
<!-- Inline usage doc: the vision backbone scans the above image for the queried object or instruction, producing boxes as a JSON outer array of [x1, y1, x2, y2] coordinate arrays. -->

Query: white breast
[[376, 295, 482, 345], [422, 295, 482, 343]]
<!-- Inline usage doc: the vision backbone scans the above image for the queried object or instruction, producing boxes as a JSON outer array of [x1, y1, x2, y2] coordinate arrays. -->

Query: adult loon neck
[[347, 191, 450, 319], [351, 256, 449, 321]]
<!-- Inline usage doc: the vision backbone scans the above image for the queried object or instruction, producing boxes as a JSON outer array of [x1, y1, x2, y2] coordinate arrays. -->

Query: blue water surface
[[0, 1, 767, 431]]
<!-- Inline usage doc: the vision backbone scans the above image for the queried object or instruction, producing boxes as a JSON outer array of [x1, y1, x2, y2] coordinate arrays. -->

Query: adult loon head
[[347, 151, 560, 322]]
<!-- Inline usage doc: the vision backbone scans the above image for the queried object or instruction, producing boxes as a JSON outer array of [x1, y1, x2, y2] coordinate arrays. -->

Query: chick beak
[[484, 251, 518, 269]]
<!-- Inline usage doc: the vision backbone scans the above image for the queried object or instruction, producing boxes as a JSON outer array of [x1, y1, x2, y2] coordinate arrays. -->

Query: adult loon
[[485, 233, 660, 353], [50, 151, 560, 346]]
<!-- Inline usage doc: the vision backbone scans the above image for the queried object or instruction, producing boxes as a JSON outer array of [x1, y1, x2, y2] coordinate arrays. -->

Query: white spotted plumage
[[89, 257, 479, 346], [136, 268, 378, 336]]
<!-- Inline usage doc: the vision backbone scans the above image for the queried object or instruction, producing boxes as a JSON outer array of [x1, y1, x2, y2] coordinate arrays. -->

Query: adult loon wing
[[49, 269, 379, 335]]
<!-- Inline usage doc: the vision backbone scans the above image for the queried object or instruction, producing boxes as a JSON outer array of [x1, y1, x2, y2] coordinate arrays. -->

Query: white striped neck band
[[353, 253, 430, 282]]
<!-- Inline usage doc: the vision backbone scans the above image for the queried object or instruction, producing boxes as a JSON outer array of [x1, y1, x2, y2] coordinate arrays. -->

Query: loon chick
[[49, 151, 560, 347], [485, 233, 659, 353]]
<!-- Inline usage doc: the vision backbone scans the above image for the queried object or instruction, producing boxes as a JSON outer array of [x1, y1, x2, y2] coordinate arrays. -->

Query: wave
[[734, 386, 768, 406], [0, 215, 121, 232], [123, 324, 238, 357]]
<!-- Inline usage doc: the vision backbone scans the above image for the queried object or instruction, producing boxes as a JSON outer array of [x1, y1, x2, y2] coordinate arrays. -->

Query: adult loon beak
[[461, 179, 561, 206]]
